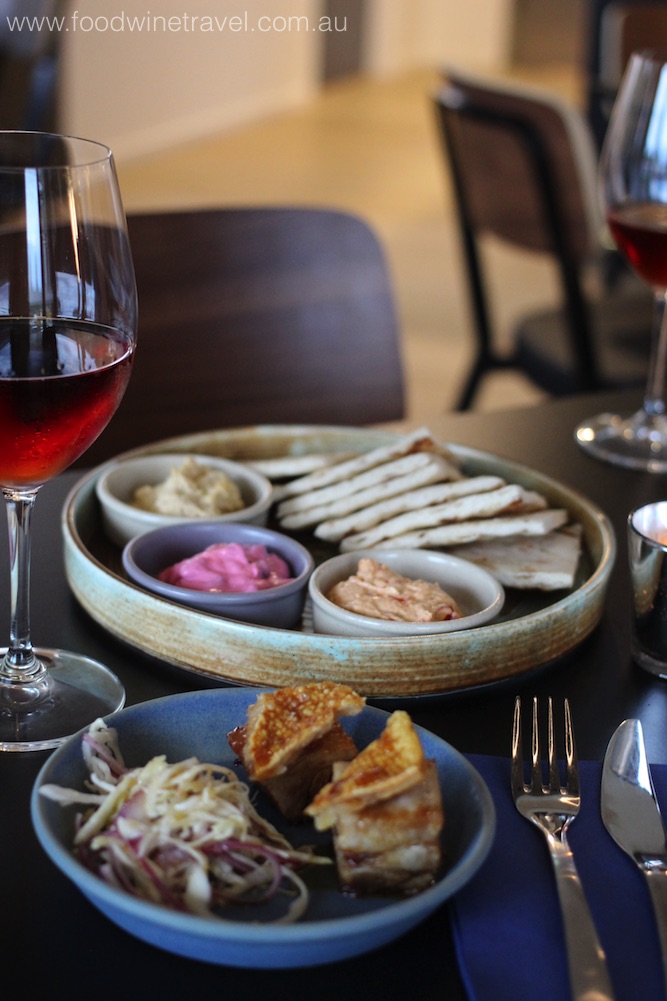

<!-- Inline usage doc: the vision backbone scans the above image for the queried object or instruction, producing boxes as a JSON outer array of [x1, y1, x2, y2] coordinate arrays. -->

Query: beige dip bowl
[[96, 453, 273, 547]]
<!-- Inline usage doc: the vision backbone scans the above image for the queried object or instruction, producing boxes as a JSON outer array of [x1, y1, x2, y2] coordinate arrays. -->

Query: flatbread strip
[[273, 427, 459, 501], [277, 451, 455, 518], [448, 524, 583, 591], [244, 452, 357, 480], [340, 508, 569, 552], [336, 484, 548, 550], [314, 474, 506, 542], [278, 454, 458, 531]]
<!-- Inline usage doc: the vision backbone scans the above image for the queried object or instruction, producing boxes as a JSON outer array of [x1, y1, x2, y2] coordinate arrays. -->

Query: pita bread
[[245, 425, 581, 595], [273, 427, 459, 501], [314, 474, 506, 542], [245, 452, 357, 480], [278, 454, 458, 531], [277, 451, 457, 518], [340, 508, 569, 552], [447, 524, 583, 590], [338, 485, 549, 550]]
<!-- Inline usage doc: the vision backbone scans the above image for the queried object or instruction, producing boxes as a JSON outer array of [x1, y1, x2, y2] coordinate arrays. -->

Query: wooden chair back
[[433, 70, 603, 406], [80, 206, 405, 466]]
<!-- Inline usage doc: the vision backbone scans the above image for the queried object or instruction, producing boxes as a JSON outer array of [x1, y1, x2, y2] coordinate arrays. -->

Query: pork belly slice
[[227, 682, 365, 823], [328, 758, 443, 894], [306, 711, 444, 895], [229, 720, 358, 823]]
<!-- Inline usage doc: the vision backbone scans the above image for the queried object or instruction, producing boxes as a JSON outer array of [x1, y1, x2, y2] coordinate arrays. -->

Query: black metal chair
[[78, 206, 406, 467], [433, 68, 652, 410]]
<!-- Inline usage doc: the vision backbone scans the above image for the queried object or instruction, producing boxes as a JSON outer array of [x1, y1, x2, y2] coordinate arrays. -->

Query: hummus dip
[[132, 458, 244, 518], [327, 558, 462, 623]]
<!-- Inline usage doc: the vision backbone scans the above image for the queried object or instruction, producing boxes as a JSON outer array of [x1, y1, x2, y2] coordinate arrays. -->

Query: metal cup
[[628, 502, 667, 677]]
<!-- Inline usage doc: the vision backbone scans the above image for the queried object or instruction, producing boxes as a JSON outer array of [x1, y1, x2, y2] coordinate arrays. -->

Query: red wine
[[608, 203, 667, 289], [0, 318, 133, 487]]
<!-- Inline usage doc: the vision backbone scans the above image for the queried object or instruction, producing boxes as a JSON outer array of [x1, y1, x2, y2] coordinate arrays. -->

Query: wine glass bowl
[[0, 132, 137, 751], [575, 50, 667, 470]]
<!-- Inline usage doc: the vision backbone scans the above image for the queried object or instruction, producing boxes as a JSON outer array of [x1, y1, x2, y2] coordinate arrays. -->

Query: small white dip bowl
[[308, 548, 504, 637], [96, 452, 273, 547]]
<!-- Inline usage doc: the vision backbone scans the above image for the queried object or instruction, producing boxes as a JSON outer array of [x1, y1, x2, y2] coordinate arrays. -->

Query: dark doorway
[[322, 0, 365, 81], [511, 0, 586, 66]]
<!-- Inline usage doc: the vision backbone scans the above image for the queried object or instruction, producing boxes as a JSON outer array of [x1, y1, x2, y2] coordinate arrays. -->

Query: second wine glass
[[575, 50, 667, 471]]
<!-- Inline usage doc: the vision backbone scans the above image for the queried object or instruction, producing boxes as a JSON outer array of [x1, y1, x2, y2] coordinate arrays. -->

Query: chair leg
[[454, 357, 487, 410]]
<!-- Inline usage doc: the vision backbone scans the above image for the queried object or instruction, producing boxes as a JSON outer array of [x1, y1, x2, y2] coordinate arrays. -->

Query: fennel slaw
[[39, 718, 328, 923]]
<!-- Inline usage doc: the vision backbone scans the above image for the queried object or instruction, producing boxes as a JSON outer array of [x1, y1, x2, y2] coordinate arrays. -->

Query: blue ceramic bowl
[[122, 522, 314, 628], [31, 688, 495, 969]]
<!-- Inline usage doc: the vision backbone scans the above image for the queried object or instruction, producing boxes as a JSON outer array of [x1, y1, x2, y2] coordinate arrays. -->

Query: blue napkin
[[450, 754, 667, 1001]]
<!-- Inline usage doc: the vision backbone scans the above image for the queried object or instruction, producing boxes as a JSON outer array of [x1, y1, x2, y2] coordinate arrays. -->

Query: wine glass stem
[[0, 487, 43, 683], [644, 291, 667, 417]]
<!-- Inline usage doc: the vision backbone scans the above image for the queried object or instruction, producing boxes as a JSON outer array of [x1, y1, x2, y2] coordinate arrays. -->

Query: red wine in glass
[[0, 319, 133, 487], [607, 204, 667, 290]]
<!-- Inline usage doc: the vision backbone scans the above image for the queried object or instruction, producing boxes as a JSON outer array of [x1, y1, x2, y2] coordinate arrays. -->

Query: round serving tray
[[62, 425, 616, 698]]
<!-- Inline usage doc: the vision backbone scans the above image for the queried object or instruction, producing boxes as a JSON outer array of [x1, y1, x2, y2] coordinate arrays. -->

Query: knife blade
[[601, 719, 667, 992]]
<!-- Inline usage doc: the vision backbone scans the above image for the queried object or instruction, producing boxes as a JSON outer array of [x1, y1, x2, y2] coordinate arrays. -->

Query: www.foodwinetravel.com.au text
[[4, 10, 349, 36]]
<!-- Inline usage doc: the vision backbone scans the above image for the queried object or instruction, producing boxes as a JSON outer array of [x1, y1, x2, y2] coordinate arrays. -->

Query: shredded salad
[[39, 719, 329, 923]]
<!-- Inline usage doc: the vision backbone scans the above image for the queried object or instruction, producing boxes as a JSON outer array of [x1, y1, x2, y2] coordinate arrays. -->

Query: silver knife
[[601, 719, 667, 993]]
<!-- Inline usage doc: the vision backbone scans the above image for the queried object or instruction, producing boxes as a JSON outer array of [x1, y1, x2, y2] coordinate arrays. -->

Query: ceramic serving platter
[[61, 425, 616, 698]]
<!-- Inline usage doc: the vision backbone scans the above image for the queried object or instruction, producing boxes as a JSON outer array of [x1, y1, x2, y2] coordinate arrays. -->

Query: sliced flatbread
[[245, 452, 357, 480], [278, 454, 458, 530], [448, 524, 583, 591], [314, 474, 507, 542], [340, 508, 569, 552], [273, 427, 458, 501], [338, 485, 549, 551], [277, 451, 457, 518]]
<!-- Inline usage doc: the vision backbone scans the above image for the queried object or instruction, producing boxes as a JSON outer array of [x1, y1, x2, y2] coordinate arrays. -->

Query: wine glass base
[[0, 647, 125, 752], [574, 409, 667, 472]]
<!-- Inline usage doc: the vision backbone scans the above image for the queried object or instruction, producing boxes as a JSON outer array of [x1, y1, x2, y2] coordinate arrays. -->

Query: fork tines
[[512, 695, 578, 796]]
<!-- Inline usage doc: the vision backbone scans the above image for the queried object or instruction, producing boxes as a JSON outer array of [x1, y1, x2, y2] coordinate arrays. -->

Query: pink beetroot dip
[[159, 542, 294, 593]]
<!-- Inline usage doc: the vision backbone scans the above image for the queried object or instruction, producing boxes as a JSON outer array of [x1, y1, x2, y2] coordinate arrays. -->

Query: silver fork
[[511, 696, 616, 1001]]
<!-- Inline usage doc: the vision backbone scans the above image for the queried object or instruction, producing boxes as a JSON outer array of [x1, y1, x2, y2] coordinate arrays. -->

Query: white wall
[[362, 0, 514, 76], [58, 0, 514, 161], [60, 0, 322, 159]]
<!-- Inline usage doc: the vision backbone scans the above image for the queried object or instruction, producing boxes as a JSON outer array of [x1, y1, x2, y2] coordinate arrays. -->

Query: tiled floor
[[116, 64, 585, 422]]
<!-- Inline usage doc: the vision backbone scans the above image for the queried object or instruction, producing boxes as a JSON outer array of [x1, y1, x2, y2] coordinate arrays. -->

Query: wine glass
[[575, 50, 667, 471], [0, 132, 137, 751]]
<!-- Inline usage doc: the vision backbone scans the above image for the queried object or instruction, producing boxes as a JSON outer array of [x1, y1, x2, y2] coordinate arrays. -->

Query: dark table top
[[6, 388, 667, 999]]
